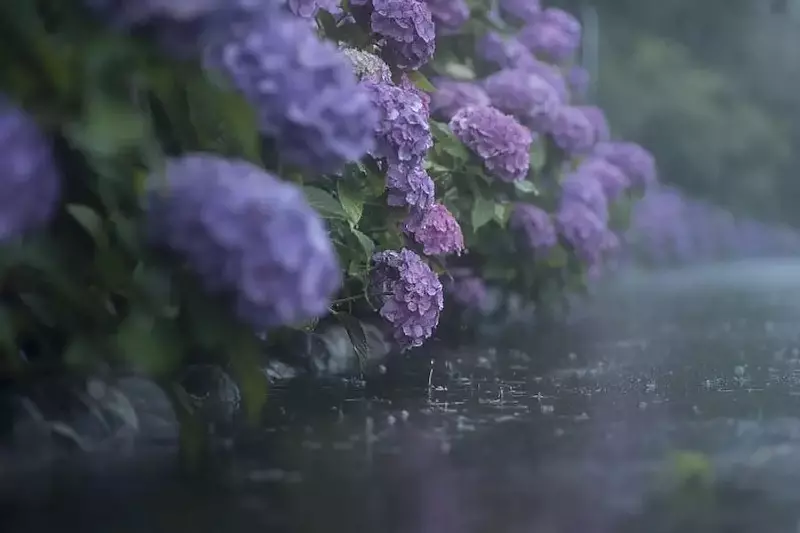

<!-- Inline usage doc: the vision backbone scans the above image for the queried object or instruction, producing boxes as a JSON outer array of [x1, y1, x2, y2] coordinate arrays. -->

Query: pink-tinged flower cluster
[[371, 248, 444, 349], [449, 105, 533, 182], [404, 203, 465, 256]]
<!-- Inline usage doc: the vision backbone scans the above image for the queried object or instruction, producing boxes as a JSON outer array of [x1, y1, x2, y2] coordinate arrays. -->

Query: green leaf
[[115, 310, 184, 377], [304, 186, 348, 220], [66, 204, 105, 244], [406, 70, 435, 92], [335, 314, 369, 371], [442, 62, 475, 80], [529, 141, 547, 173], [67, 96, 147, 157], [493, 203, 511, 227], [471, 196, 495, 231], [64, 336, 98, 370], [430, 121, 470, 164], [351, 228, 375, 260], [337, 181, 364, 227], [514, 180, 538, 194], [544, 245, 569, 268], [227, 333, 268, 426]]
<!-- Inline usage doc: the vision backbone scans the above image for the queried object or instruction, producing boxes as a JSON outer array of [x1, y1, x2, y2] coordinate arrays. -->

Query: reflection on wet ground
[[8, 258, 800, 533]]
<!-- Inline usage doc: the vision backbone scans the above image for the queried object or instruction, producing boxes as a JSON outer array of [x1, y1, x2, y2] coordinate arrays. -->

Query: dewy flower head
[[483, 69, 561, 131], [510, 203, 557, 252], [518, 7, 582, 62], [430, 79, 491, 121], [560, 170, 609, 222], [423, 0, 470, 34], [370, 248, 444, 349], [575, 157, 628, 200], [549, 105, 596, 154], [594, 141, 658, 188], [555, 198, 607, 264], [449, 105, 533, 183], [370, 0, 436, 70], [498, 0, 540, 23], [364, 79, 433, 165], [341, 47, 393, 83], [577, 105, 610, 143], [404, 203, 465, 256], [146, 153, 342, 330], [386, 162, 435, 210], [203, 5, 377, 174], [0, 96, 61, 242]]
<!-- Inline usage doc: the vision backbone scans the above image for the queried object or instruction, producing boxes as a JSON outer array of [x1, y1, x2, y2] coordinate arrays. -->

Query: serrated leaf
[[514, 180, 538, 194], [227, 333, 267, 426], [337, 181, 364, 226], [66, 204, 105, 244], [351, 228, 375, 260], [407, 70, 435, 92], [304, 186, 348, 220], [335, 314, 369, 371], [471, 196, 495, 231]]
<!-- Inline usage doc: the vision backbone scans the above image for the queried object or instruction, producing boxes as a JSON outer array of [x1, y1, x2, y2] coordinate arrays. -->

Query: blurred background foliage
[[555, 0, 800, 225]]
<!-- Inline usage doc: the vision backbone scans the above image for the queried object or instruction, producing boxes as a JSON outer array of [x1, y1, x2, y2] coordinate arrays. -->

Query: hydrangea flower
[[518, 7, 581, 62], [371, 248, 444, 349], [549, 105, 596, 154], [555, 199, 607, 263], [483, 69, 561, 131], [364, 80, 432, 165], [287, 0, 340, 17], [445, 270, 490, 310], [477, 32, 537, 70], [594, 141, 658, 188], [341, 47, 393, 83], [567, 66, 590, 97], [449, 105, 533, 183], [523, 60, 569, 102], [404, 203, 465, 256], [386, 162, 435, 210], [498, 0, 540, 22], [146, 153, 342, 329], [575, 157, 628, 200], [203, 7, 377, 173], [0, 97, 61, 242], [430, 79, 491, 121], [509, 203, 557, 252], [560, 171, 608, 222], [398, 73, 431, 115], [577, 105, 610, 143], [371, 0, 436, 70], [424, 0, 470, 34]]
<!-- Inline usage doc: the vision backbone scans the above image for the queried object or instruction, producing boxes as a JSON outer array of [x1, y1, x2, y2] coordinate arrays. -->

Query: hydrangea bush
[[0, 0, 665, 453]]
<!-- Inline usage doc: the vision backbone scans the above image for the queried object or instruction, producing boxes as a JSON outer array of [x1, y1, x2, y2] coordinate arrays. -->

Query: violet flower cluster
[[549, 105, 596, 154], [364, 0, 437, 70], [146, 153, 342, 330], [483, 69, 561, 131], [445, 269, 490, 311], [498, 0, 541, 23], [510, 203, 557, 253], [518, 7, 582, 63], [430, 79, 491, 121], [424, 0, 470, 34], [0, 96, 61, 243], [449, 105, 533, 182], [371, 248, 444, 349], [203, 4, 377, 174], [404, 203, 465, 256], [594, 141, 658, 189]]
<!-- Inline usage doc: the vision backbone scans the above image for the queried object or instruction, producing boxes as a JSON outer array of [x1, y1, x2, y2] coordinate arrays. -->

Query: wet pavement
[[7, 258, 800, 533]]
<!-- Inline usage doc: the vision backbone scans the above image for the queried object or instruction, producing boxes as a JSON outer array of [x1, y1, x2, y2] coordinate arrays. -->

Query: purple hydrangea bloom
[[423, 0, 469, 34], [371, 0, 436, 70], [549, 105, 596, 154], [477, 32, 536, 70], [398, 73, 431, 115], [575, 157, 629, 200], [518, 8, 582, 62], [364, 80, 432, 165], [386, 162, 435, 210], [371, 248, 444, 349], [445, 270, 490, 311], [146, 153, 342, 329], [404, 203, 465, 256], [203, 7, 377, 173], [498, 0, 540, 22], [430, 79, 491, 121], [567, 66, 590, 97], [341, 47, 393, 83], [287, 0, 340, 17], [577, 105, 610, 143], [560, 171, 608, 222], [449, 105, 533, 182], [594, 141, 658, 188], [483, 69, 561, 131], [0, 98, 61, 242], [510, 203, 557, 252], [523, 60, 569, 102], [555, 199, 607, 263]]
